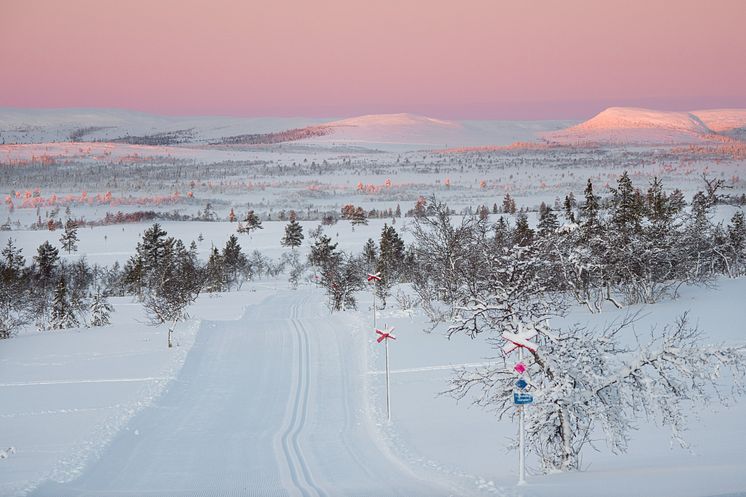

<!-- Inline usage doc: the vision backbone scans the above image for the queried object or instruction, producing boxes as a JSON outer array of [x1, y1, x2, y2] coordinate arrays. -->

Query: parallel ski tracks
[[275, 298, 326, 497]]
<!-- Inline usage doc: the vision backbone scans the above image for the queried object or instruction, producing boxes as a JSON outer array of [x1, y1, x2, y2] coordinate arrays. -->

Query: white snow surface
[[0, 108, 572, 151], [1, 216, 746, 496], [544, 107, 746, 145]]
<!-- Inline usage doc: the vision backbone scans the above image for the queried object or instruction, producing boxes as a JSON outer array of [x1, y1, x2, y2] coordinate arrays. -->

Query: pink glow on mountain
[[1, 0, 745, 118]]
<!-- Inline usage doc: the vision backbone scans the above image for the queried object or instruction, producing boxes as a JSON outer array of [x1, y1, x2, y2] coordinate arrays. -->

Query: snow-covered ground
[[3, 268, 745, 496], [2, 110, 746, 496]]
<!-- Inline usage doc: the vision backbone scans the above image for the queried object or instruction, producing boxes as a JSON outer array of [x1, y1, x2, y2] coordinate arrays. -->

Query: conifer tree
[[204, 247, 225, 293], [50, 276, 78, 329], [362, 238, 378, 269], [513, 213, 534, 246], [537, 206, 559, 237], [238, 210, 263, 234], [90, 290, 114, 327], [222, 234, 247, 288], [60, 219, 79, 253], [34, 241, 59, 288], [281, 216, 304, 249]]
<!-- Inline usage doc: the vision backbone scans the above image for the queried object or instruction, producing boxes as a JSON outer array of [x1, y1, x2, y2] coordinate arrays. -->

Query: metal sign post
[[367, 272, 381, 330], [518, 346, 526, 486], [502, 324, 537, 486], [376, 325, 396, 422]]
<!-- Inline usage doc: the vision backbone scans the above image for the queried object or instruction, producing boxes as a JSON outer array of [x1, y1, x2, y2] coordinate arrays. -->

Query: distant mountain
[[0, 109, 572, 150], [691, 109, 746, 139], [298, 113, 572, 149], [544, 107, 746, 145]]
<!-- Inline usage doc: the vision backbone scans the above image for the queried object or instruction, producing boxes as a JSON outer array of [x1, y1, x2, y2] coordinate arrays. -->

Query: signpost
[[367, 272, 381, 329], [375, 325, 396, 422], [502, 324, 538, 486]]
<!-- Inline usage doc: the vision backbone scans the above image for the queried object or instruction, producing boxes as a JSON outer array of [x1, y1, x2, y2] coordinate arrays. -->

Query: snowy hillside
[[0, 108, 572, 150], [0, 108, 326, 145], [543, 107, 746, 145], [691, 108, 746, 139]]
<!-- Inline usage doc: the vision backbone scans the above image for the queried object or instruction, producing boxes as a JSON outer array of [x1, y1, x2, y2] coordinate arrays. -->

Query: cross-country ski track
[[30, 290, 457, 497]]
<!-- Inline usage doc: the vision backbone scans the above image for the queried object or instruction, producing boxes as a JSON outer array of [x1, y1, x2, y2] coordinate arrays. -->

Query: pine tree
[[1, 239, 25, 285], [50, 276, 78, 330], [564, 193, 576, 223], [0, 239, 29, 339], [350, 207, 368, 229], [513, 213, 534, 246], [90, 290, 114, 327], [281, 218, 304, 248], [375, 224, 406, 305], [537, 207, 559, 237], [238, 210, 263, 234], [581, 178, 600, 238], [502, 194, 516, 214], [362, 238, 378, 269], [60, 219, 79, 253], [33, 241, 59, 286], [610, 171, 643, 234], [309, 235, 339, 269], [222, 234, 248, 288], [204, 247, 225, 292]]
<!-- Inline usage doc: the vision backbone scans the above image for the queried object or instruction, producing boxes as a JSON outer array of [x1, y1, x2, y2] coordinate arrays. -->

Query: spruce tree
[[281, 218, 304, 249], [60, 219, 79, 253], [351, 207, 368, 228], [204, 247, 225, 293], [537, 207, 559, 238], [362, 238, 378, 269], [222, 234, 247, 288], [513, 213, 534, 247], [50, 276, 78, 329], [581, 179, 600, 238], [90, 290, 114, 327], [239, 210, 263, 234], [33, 241, 59, 286]]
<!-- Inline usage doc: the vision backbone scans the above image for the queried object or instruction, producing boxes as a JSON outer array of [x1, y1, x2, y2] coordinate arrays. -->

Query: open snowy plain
[[1, 108, 746, 497]]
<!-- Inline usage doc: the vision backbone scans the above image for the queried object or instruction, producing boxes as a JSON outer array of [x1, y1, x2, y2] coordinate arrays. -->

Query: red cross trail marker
[[376, 328, 396, 343], [367, 272, 382, 282], [376, 325, 396, 422], [501, 330, 538, 354]]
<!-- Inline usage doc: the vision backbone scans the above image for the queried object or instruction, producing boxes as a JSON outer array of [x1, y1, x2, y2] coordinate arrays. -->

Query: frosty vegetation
[[2, 171, 745, 474], [405, 174, 746, 472]]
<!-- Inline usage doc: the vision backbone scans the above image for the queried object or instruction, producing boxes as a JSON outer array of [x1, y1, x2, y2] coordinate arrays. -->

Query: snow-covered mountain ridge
[[545, 107, 746, 145]]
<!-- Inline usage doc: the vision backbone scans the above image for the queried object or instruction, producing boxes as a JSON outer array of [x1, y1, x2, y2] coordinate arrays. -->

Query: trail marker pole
[[367, 272, 381, 330], [502, 323, 537, 486], [376, 325, 396, 422], [518, 345, 526, 486]]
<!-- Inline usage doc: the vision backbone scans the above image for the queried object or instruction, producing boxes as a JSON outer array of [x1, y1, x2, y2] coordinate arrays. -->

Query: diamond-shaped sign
[[515, 379, 528, 390], [514, 362, 526, 374]]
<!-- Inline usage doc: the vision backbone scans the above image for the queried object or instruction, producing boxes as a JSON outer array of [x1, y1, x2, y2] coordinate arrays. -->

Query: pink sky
[[2, 0, 745, 119]]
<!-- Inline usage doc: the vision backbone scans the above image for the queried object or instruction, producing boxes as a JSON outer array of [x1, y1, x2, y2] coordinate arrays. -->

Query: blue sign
[[514, 392, 533, 405], [515, 379, 528, 390]]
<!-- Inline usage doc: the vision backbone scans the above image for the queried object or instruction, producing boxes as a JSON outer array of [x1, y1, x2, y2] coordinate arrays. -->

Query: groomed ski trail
[[31, 290, 457, 497]]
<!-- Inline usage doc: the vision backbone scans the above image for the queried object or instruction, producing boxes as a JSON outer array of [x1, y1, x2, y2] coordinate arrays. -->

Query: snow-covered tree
[[0, 239, 30, 339], [60, 219, 79, 253], [50, 276, 79, 330], [140, 235, 202, 347], [281, 216, 304, 249], [222, 235, 249, 289], [237, 210, 262, 235], [90, 290, 114, 327], [204, 247, 225, 293], [448, 313, 746, 472]]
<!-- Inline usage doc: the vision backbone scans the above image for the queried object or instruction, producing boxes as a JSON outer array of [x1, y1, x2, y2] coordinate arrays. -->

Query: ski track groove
[[277, 297, 325, 497]]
